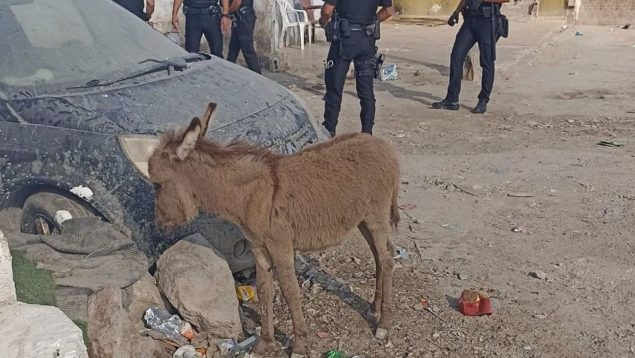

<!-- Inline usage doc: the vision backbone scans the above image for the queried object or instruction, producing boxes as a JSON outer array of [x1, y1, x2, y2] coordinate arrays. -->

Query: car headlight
[[118, 135, 161, 178]]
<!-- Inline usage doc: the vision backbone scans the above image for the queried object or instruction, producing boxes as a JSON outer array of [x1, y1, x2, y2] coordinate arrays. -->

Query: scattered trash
[[173, 345, 201, 358], [512, 226, 526, 233], [144, 307, 184, 339], [507, 192, 535, 198], [180, 322, 196, 340], [425, 305, 445, 322], [215, 335, 258, 358], [432, 332, 441, 339], [457, 272, 469, 280], [597, 140, 625, 147], [568, 72, 578, 76], [398, 203, 416, 210], [458, 290, 494, 316], [622, 24, 631, 30], [236, 285, 256, 302], [54, 210, 73, 226], [380, 64, 398, 81], [530, 271, 547, 280], [523, 345, 533, 351], [575, 31, 583, 36], [316, 331, 330, 339], [441, 223, 464, 233], [70, 185, 94, 200], [325, 350, 347, 358], [395, 247, 409, 260], [413, 298, 428, 311], [533, 313, 548, 319]]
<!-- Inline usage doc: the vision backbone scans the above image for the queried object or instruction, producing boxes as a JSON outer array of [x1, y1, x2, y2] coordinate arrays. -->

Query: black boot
[[472, 99, 488, 114], [432, 99, 459, 111]]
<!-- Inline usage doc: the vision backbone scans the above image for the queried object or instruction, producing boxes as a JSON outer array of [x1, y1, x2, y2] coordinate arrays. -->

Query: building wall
[[577, 0, 635, 25], [393, 0, 568, 16]]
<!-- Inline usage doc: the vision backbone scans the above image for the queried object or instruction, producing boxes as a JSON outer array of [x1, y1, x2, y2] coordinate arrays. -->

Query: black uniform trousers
[[227, 10, 261, 74], [446, 13, 498, 103], [323, 31, 376, 135], [184, 9, 223, 58]]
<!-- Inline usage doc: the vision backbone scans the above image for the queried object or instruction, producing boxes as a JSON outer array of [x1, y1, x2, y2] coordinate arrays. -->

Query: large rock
[[88, 284, 170, 358], [0, 302, 88, 358], [88, 287, 132, 358], [0, 230, 17, 304], [155, 236, 242, 338]]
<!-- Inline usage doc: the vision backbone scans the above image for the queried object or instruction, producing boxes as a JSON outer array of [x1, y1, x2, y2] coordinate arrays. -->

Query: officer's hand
[[447, 11, 459, 26], [221, 16, 232, 36], [172, 15, 179, 31]]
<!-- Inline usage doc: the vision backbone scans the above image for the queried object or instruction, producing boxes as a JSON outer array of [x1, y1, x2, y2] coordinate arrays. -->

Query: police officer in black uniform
[[320, 0, 394, 137], [221, 0, 261, 73], [433, 0, 509, 114], [172, 0, 223, 57], [113, 0, 154, 22]]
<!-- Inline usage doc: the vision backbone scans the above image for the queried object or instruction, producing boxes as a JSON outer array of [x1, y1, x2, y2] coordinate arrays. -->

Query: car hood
[[5, 58, 292, 135]]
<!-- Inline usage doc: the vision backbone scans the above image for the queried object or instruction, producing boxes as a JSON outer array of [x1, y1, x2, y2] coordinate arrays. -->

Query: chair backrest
[[275, 0, 300, 25], [299, 0, 318, 23]]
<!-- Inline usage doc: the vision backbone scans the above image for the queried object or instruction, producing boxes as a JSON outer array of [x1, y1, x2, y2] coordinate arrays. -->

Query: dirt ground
[[254, 19, 635, 358]]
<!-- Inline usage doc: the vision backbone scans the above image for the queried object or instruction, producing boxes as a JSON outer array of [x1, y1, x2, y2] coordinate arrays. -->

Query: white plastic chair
[[274, 0, 311, 50]]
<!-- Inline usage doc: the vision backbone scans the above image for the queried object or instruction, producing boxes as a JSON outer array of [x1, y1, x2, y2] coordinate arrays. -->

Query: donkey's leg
[[269, 246, 308, 357], [251, 246, 276, 355], [364, 221, 395, 340], [358, 222, 382, 322]]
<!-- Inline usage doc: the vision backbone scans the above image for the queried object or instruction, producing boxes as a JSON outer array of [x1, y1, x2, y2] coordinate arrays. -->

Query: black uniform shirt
[[324, 0, 392, 25]]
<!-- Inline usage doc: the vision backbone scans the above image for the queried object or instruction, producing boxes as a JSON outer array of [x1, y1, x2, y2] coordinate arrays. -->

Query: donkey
[[149, 103, 401, 357]]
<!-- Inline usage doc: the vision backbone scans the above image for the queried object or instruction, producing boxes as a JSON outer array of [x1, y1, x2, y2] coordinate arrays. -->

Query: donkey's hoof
[[375, 327, 388, 340], [290, 353, 306, 358]]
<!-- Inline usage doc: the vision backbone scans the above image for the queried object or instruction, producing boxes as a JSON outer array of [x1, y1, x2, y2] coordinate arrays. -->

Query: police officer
[[113, 0, 155, 22], [320, 0, 394, 137], [172, 0, 223, 57], [220, 0, 261, 73], [433, 0, 509, 114]]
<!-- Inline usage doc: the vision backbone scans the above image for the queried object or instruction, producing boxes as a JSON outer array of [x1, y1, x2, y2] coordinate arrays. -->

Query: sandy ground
[[252, 18, 635, 358], [2, 16, 635, 358]]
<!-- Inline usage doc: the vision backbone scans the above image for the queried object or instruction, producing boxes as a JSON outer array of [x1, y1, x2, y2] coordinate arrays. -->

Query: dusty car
[[0, 0, 324, 272]]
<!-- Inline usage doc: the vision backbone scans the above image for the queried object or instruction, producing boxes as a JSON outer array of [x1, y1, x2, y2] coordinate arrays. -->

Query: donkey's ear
[[176, 117, 201, 160], [198, 102, 217, 138]]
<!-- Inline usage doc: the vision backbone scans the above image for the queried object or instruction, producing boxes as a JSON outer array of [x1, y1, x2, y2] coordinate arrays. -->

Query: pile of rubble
[[1, 208, 258, 358], [87, 235, 255, 358]]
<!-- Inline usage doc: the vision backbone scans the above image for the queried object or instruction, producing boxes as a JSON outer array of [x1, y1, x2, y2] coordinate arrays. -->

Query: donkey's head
[[148, 103, 216, 230]]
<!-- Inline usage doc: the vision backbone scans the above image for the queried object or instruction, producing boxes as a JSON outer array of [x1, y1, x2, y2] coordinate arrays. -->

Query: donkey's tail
[[390, 187, 400, 231]]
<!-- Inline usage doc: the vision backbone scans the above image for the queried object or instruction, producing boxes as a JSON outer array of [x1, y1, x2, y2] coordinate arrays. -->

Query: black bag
[[497, 14, 509, 38]]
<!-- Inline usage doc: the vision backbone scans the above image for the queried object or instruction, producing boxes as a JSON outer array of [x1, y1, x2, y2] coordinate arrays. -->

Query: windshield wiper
[[67, 54, 207, 90]]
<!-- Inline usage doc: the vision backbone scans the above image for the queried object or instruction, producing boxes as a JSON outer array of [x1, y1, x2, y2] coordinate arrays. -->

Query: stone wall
[[577, 0, 635, 25]]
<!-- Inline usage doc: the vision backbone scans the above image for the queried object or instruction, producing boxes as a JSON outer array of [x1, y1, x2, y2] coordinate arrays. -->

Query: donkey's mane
[[159, 129, 281, 164]]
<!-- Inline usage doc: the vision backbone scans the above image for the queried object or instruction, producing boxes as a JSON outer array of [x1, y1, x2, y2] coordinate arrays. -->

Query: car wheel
[[21, 192, 95, 235]]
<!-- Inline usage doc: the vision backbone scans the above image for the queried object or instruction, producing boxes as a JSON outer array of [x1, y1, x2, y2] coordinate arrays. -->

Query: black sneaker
[[471, 100, 488, 114], [432, 99, 459, 111]]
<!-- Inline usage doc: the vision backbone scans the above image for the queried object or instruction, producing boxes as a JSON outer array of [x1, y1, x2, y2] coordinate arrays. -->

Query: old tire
[[21, 192, 95, 235]]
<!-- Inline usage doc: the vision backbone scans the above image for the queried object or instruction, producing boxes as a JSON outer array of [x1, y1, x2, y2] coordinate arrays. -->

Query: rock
[[530, 271, 547, 280], [0, 208, 22, 232], [0, 230, 17, 304], [0, 302, 88, 358], [457, 273, 469, 280], [173, 345, 201, 358], [88, 287, 133, 358], [156, 237, 242, 338], [124, 273, 166, 327]]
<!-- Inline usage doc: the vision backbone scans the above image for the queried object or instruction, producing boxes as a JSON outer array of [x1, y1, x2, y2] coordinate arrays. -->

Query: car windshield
[[0, 0, 187, 97]]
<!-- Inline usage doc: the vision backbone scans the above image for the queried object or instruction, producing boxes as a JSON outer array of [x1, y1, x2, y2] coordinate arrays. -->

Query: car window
[[0, 0, 186, 97]]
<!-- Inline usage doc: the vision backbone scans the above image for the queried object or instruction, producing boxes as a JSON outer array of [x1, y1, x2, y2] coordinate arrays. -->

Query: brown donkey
[[149, 103, 400, 357]]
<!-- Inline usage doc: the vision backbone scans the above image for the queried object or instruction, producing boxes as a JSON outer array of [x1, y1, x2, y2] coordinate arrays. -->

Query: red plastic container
[[458, 290, 494, 316]]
